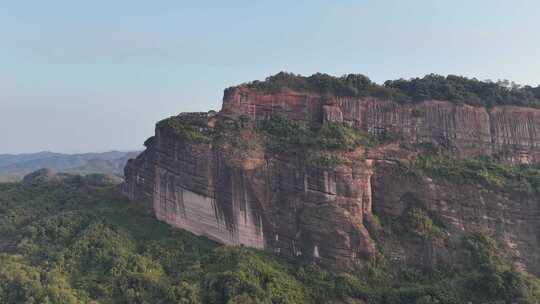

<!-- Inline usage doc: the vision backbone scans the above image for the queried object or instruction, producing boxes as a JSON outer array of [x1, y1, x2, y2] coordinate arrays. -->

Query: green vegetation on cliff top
[[157, 112, 375, 168], [1, 176, 540, 303], [235, 72, 540, 108], [157, 113, 214, 144], [413, 155, 540, 193]]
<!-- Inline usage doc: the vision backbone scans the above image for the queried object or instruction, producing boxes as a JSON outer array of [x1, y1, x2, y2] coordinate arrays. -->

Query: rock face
[[124, 85, 540, 273], [125, 113, 376, 268], [224, 87, 540, 163], [372, 161, 540, 275]]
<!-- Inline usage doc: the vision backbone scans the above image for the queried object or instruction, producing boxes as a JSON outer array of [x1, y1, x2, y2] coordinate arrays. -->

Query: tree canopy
[[1, 172, 540, 303], [234, 72, 540, 108]]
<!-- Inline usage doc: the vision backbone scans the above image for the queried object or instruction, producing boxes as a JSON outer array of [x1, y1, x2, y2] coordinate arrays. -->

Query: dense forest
[[236, 72, 540, 108], [1, 172, 540, 303]]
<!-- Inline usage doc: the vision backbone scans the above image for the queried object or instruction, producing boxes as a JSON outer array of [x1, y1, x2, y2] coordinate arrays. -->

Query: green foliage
[[414, 155, 540, 192], [159, 111, 377, 169], [203, 247, 309, 304], [237, 72, 396, 99], [385, 74, 540, 108], [334, 273, 373, 300], [157, 113, 213, 143], [0, 178, 316, 303], [1, 177, 540, 303], [306, 153, 349, 169], [0, 255, 82, 304], [259, 116, 374, 153], [317, 121, 369, 150], [0, 179, 219, 303], [237, 72, 540, 108], [462, 233, 540, 303], [393, 207, 446, 242], [213, 116, 263, 155], [295, 264, 337, 303], [256, 115, 313, 153]]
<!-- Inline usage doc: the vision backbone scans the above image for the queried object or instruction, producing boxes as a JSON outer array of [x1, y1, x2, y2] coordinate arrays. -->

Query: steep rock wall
[[224, 88, 540, 163], [124, 87, 540, 273], [125, 121, 377, 268], [372, 161, 540, 275]]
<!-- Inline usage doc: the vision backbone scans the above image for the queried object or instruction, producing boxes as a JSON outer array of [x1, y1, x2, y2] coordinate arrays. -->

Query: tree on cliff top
[[237, 72, 540, 108], [385, 74, 540, 107], [240, 72, 398, 100]]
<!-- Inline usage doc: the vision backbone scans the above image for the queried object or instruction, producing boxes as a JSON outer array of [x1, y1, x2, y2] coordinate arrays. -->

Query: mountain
[[0, 151, 140, 182], [124, 72, 540, 277], [2, 72, 540, 303]]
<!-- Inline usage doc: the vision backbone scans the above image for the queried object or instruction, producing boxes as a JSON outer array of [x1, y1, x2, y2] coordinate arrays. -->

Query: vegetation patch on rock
[[157, 112, 214, 144], [257, 115, 374, 168], [213, 116, 266, 169], [461, 233, 540, 303], [413, 155, 540, 192], [392, 206, 447, 243]]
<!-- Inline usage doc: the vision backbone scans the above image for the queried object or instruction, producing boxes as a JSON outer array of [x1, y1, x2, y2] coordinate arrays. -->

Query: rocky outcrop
[[125, 113, 377, 268], [125, 84, 540, 274], [22, 168, 59, 184]]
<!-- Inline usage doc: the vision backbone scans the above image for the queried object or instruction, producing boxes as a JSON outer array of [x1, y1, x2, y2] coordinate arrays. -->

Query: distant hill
[[0, 151, 139, 182]]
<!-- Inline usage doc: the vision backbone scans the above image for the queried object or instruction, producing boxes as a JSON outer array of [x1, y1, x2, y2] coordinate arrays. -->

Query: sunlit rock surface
[[124, 84, 540, 273]]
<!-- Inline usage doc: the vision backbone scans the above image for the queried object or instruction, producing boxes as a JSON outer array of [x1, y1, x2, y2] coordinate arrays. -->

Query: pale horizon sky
[[1, 0, 539, 154]]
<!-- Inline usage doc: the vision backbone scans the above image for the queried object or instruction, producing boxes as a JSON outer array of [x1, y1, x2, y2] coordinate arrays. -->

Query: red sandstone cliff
[[224, 87, 540, 163], [124, 84, 540, 273]]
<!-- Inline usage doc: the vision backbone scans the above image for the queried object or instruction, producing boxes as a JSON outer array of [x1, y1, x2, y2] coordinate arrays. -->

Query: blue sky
[[1, 0, 539, 153]]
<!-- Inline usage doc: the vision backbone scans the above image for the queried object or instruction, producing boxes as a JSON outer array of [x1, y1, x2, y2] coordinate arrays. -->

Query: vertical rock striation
[[223, 87, 540, 163]]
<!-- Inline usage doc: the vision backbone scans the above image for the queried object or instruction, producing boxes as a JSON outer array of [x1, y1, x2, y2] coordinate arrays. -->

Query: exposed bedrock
[[124, 86, 540, 273], [224, 87, 540, 163], [125, 124, 377, 268], [372, 160, 540, 275]]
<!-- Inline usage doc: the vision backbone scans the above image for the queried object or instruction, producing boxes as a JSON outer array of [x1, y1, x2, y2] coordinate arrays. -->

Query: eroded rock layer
[[224, 88, 540, 163]]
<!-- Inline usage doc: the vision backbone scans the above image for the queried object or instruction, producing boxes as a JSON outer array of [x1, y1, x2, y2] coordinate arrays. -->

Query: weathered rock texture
[[125, 118, 376, 268], [372, 161, 540, 275], [224, 88, 540, 163], [125, 86, 540, 273]]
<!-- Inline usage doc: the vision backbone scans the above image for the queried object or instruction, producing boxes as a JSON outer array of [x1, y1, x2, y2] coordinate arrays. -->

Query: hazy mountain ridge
[[0, 151, 140, 182]]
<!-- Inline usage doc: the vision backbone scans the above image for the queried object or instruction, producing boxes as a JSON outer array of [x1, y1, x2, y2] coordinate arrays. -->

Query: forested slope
[[1, 175, 539, 303]]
